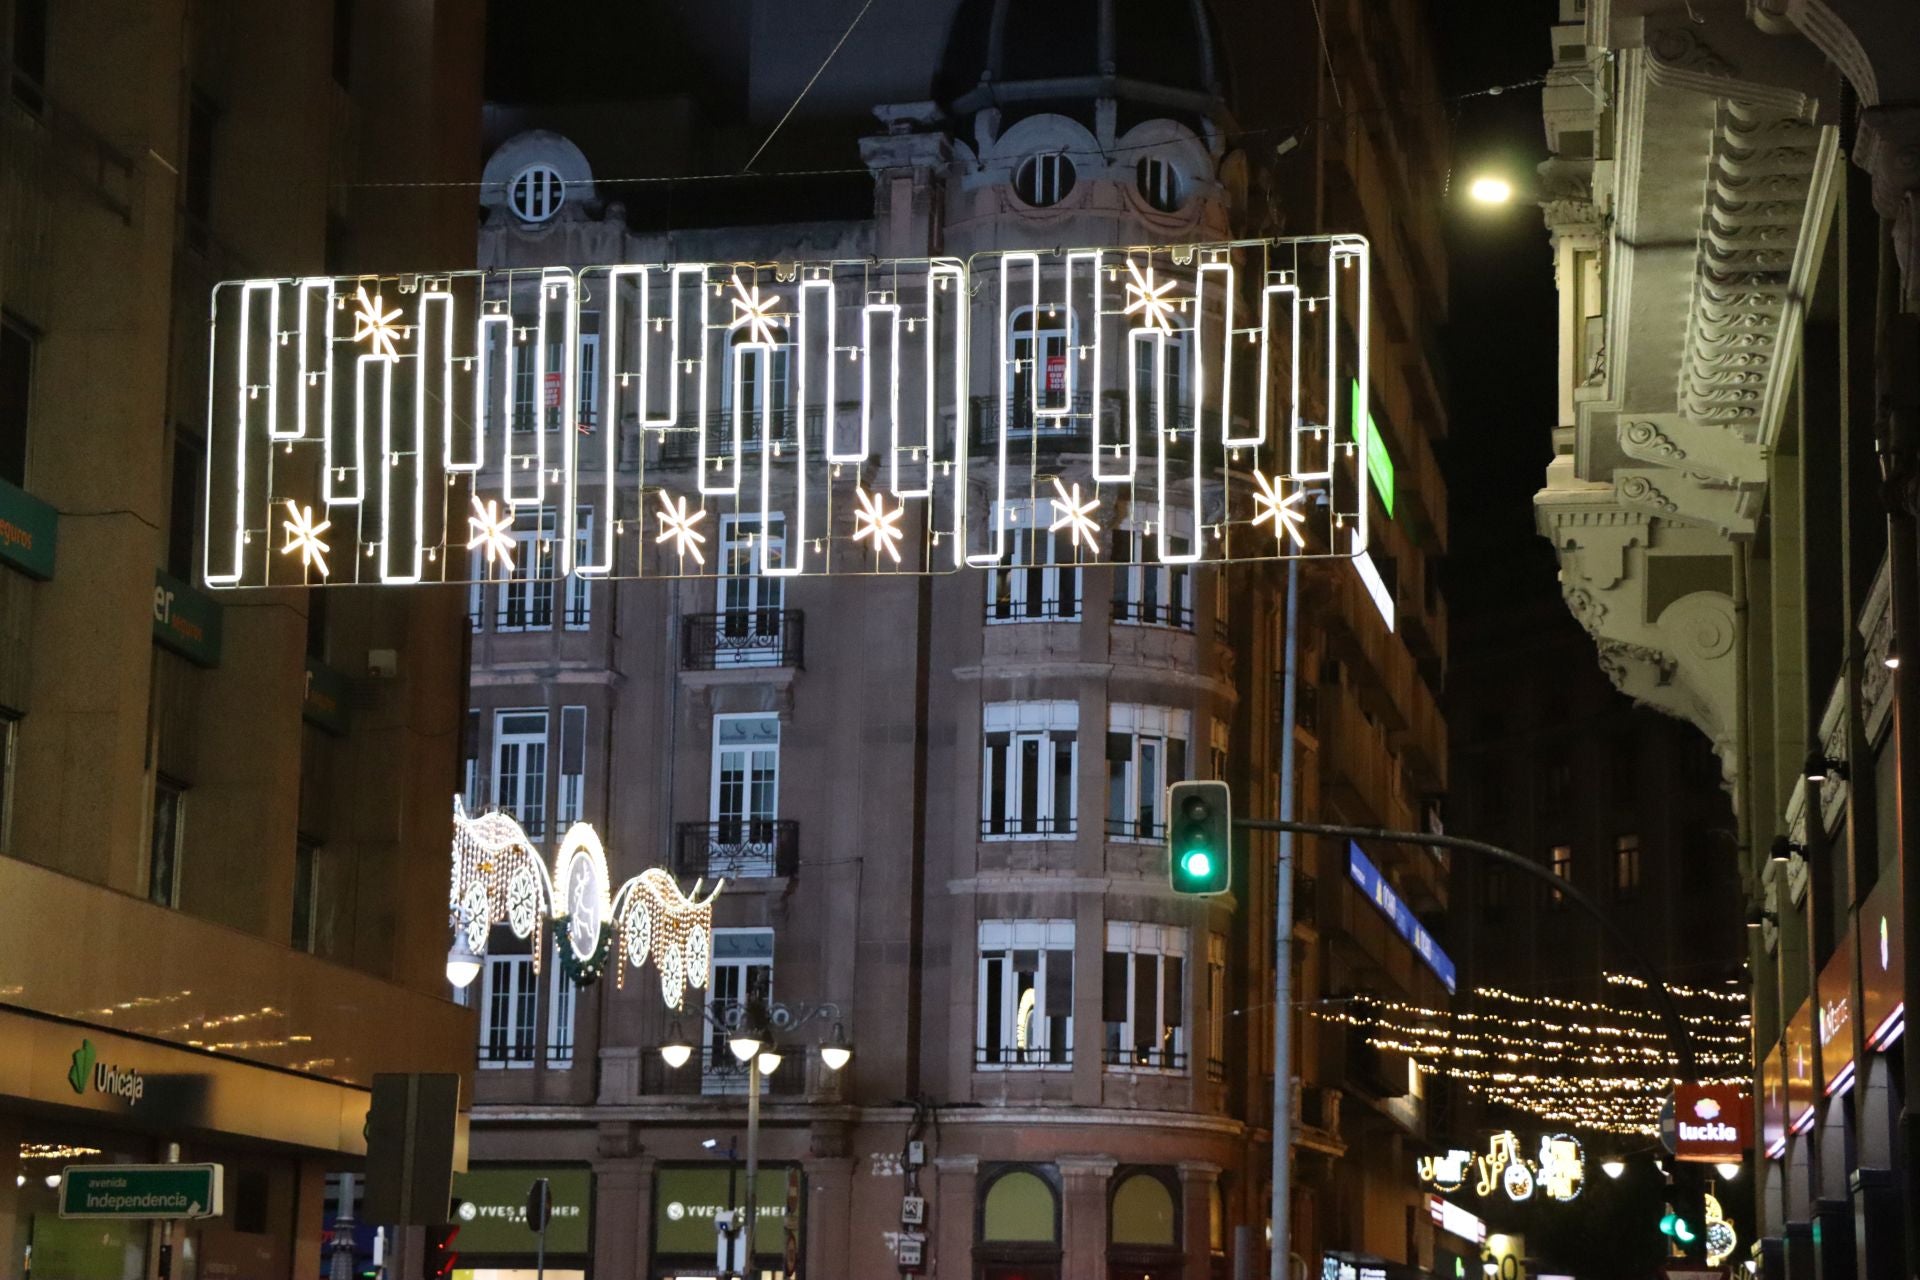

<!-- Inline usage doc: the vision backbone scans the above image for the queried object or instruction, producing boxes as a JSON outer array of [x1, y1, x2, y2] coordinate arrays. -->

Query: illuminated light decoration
[[280, 500, 332, 577], [1416, 1151, 1471, 1195], [447, 798, 720, 1000], [1535, 1134, 1585, 1202], [1047, 477, 1100, 552], [201, 239, 1375, 590], [1352, 543, 1396, 630], [1422, 1132, 1582, 1205], [1250, 471, 1309, 548], [851, 486, 906, 563], [350, 285, 404, 361], [1704, 1193, 1737, 1268], [654, 491, 708, 564], [1426, 1195, 1486, 1246], [465, 496, 516, 570], [1014, 988, 1038, 1050]]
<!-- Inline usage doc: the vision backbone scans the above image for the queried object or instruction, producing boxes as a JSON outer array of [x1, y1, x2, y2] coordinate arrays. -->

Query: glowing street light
[[1601, 1159, 1626, 1179], [1468, 175, 1514, 205]]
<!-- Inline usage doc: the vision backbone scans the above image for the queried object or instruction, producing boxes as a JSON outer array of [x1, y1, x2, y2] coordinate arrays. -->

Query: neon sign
[[1418, 1131, 1585, 1204]]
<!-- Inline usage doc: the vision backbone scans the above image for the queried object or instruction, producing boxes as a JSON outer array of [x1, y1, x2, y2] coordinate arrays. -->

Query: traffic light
[[423, 1205, 462, 1280], [1167, 781, 1231, 895], [1659, 1209, 1696, 1245]]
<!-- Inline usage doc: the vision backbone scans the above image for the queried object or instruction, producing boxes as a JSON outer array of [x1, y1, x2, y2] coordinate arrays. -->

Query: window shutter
[[560, 706, 586, 774]]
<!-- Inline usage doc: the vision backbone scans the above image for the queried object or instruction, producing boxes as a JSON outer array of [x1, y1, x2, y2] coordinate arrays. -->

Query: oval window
[[1015, 153, 1077, 208], [1137, 157, 1181, 212], [508, 163, 566, 224]]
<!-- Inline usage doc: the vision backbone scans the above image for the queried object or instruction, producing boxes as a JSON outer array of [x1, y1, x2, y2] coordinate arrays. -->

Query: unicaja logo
[[69, 1039, 144, 1106]]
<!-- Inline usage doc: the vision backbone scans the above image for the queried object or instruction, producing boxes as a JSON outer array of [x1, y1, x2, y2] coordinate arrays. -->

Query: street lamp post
[[668, 997, 850, 1279]]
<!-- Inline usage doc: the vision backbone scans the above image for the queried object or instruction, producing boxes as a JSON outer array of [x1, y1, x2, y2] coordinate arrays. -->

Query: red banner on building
[[1672, 1082, 1749, 1163]]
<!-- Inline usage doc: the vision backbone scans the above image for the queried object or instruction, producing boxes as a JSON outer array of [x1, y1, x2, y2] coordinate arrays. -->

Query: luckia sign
[[202, 238, 1374, 589], [1417, 1131, 1586, 1204]]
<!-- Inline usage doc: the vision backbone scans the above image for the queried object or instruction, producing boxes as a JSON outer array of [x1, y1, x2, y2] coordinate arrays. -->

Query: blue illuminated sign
[[1347, 842, 1456, 993]]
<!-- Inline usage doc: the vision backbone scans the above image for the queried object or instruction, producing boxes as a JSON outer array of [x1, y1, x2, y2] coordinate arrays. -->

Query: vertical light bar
[[204, 284, 246, 586], [896, 267, 945, 501], [866, 301, 904, 495], [417, 289, 455, 473], [1033, 252, 1078, 419], [1342, 240, 1372, 556], [935, 259, 968, 569], [462, 311, 511, 475], [372, 354, 422, 582], [289, 277, 332, 443], [968, 254, 1033, 565], [1261, 281, 1304, 476], [774, 275, 832, 578], [1202, 259, 1253, 447], [697, 269, 740, 496], [824, 286, 870, 464], [1151, 326, 1202, 565], [578, 267, 641, 577], [550, 272, 580, 575], [637, 265, 697, 429], [327, 289, 369, 506]]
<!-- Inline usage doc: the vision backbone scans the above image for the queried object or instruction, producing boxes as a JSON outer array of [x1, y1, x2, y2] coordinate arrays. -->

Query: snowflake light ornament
[[654, 491, 708, 564], [1047, 477, 1101, 551], [350, 285, 404, 361], [1250, 472, 1309, 548], [279, 499, 332, 577], [851, 486, 906, 563], [1123, 261, 1180, 333], [727, 274, 784, 347], [465, 495, 516, 570]]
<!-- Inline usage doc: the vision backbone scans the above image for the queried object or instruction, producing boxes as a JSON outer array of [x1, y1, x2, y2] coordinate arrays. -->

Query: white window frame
[[1137, 156, 1182, 212], [718, 337, 793, 444], [977, 919, 1074, 1070], [1015, 153, 1075, 207], [1613, 833, 1641, 897], [985, 500, 1080, 623], [1112, 506, 1195, 630], [497, 505, 557, 632], [547, 947, 576, 1068], [1106, 704, 1190, 841], [715, 512, 788, 665], [708, 714, 781, 877], [565, 507, 593, 630], [1104, 921, 1188, 1073], [1005, 304, 1077, 429], [1207, 933, 1228, 1078], [575, 325, 601, 433], [704, 928, 774, 1093], [494, 708, 550, 841], [478, 952, 537, 1068], [508, 164, 566, 224], [981, 700, 1078, 840]]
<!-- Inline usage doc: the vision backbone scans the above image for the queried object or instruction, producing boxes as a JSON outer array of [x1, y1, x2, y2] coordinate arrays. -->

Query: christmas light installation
[[447, 798, 721, 1006], [1417, 1132, 1585, 1205], [201, 237, 1373, 589], [1316, 976, 1750, 1135]]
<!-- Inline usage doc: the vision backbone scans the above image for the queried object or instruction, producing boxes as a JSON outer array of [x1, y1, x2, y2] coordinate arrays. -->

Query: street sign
[[59, 1164, 223, 1220], [900, 1194, 925, 1226], [1658, 1095, 1677, 1154]]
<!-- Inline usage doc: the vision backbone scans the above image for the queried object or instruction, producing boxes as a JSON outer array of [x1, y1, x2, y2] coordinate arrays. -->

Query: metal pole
[[1269, 559, 1300, 1280], [743, 1056, 762, 1280], [328, 1173, 357, 1280], [1235, 816, 1701, 1081]]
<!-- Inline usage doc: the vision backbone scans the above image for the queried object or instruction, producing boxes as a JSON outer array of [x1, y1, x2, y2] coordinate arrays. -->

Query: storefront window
[[449, 1166, 592, 1280], [652, 1164, 801, 1280], [979, 1166, 1061, 1279]]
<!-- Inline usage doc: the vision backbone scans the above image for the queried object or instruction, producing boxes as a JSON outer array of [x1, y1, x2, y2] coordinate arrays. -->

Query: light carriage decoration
[[447, 798, 720, 1003], [201, 236, 1376, 592]]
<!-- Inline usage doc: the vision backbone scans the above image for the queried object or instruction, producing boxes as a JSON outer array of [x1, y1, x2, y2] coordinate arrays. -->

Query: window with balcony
[[1103, 922, 1186, 1071], [704, 928, 773, 1092], [986, 501, 1080, 622], [719, 335, 792, 446], [1106, 705, 1188, 840], [547, 954, 575, 1068], [1005, 305, 1080, 433], [556, 706, 586, 828], [478, 950, 536, 1068], [498, 505, 557, 631], [700, 513, 791, 666], [494, 709, 549, 841], [1111, 512, 1193, 629], [705, 714, 781, 876], [982, 701, 1077, 839], [978, 919, 1073, 1068], [566, 508, 593, 629], [575, 323, 601, 433]]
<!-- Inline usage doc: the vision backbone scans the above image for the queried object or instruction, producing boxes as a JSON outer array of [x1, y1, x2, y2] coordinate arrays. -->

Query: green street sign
[[152, 571, 223, 667], [59, 1164, 224, 1220], [0, 476, 57, 580]]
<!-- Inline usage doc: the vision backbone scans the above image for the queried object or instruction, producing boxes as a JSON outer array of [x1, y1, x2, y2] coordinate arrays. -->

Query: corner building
[[0, 2, 480, 1279], [459, 3, 1454, 1279]]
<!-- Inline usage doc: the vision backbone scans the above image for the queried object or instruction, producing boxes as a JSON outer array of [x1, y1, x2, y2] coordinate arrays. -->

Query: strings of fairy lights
[[1313, 974, 1751, 1135]]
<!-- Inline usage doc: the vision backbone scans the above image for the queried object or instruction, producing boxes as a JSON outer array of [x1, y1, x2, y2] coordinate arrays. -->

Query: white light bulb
[[756, 1049, 784, 1075], [660, 1042, 693, 1070], [445, 945, 482, 990], [728, 1034, 763, 1063], [820, 1044, 852, 1072], [1715, 1162, 1742, 1180], [1468, 176, 1514, 204], [1600, 1160, 1625, 1179]]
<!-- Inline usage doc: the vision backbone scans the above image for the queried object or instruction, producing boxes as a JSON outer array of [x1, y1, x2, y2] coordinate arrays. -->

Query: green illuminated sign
[[0, 477, 57, 580], [152, 571, 223, 667], [1349, 380, 1395, 518]]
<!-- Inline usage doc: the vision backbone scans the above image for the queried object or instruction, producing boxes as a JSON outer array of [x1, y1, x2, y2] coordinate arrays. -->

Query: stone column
[[592, 1137, 654, 1280], [804, 1122, 853, 1280], [1057, 1156, 1116, 1280], [933, 1156, 979, 1280], [1178, 1162, 1222, 1280], [289, 1158, 329, 1280]]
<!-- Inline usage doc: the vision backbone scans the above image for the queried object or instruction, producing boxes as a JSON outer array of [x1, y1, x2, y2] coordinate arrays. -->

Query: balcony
[[979, 814, 1076, 841], [653, 408, 819, 466], [1104, 816, 1165, 842], [680, 610, 804, 670], [673, 819, 800, 880], [1102, 1045, 1187, 1072], [1111, 596, 1193, 630], [698, 1046, 808, 1097], [974, 1044, 1073, 1070]]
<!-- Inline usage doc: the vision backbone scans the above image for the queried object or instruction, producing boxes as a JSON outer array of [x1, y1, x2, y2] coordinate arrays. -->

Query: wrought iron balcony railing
[[974, 1043, 1073, 1069], [1111, 596, 1193, 630], [1104, 816, 1166, 842], [1102, 1045, 1188, 1071], [680, 609, 804, 670], [673, 819, 800, 880], [978, 814, 1077, 840]]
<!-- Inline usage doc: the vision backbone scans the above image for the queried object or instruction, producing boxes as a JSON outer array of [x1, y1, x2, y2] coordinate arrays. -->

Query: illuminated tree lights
[[201, 238, 1374, 589], [1317, 977, 1750, 1135]]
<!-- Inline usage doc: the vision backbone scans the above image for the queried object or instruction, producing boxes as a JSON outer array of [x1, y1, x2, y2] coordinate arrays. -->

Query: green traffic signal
[[1659, 1211, 1695, 1244], [1167, 781, 1231, 895]]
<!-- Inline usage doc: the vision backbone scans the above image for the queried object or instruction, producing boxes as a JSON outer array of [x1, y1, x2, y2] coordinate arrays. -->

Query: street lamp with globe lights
[[446, 941, 482, 990]]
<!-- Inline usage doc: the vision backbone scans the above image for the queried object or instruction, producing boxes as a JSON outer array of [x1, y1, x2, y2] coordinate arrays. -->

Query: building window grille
[[986, 501, 1080, 622], [497, 506, 557, 631], [981, 701, 1078, 839], [1137, 158, 1182, 212], [478, 952, 536, 1067], [1103, 922, 1187, 1071], [978, 920, 1074, 1068], [1014, 153, 1076, 207], [708, 715, 781, 876], [703, 928, 773, 1092], [1106, 705, 1189, 840], [1111, 516, 1194, 630], [508, 164, 566, 223]]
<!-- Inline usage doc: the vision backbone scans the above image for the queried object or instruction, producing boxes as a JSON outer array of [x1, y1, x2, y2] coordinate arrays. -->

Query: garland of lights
[[448, 797, 721, 1006], [201, 238, 1378, 592], [1316, 977, 1750, 1135]]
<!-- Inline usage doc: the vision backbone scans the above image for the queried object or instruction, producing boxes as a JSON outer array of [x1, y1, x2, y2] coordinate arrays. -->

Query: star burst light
[[1047, 477, 1100, 551], [280, 499, 332, 577], [350, 285, 404, 360], [1250, 472, 1309, 548], [466, 495, 516, 570], [1123, 261, 1180, 333], [727, 274, 784, 347], [654, 491, 708, 564], [851, 486, 906, 563]]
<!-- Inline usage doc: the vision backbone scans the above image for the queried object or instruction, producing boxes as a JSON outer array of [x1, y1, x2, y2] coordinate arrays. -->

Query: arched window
[[1109, 1168, 1183, 1279], [1015, 153, 1077, 207], [978, 1165, 1062, 1278], [507, 164, 566, 223], [1136, 157, 1182, 212]]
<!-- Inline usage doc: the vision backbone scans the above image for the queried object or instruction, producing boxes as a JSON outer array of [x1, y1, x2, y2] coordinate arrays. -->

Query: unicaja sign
[[67, 1040, 146, 1106]]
